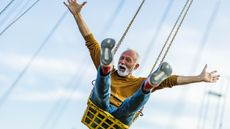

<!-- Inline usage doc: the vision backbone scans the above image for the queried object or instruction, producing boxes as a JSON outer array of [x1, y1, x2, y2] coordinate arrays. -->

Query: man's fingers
[[210, 71, 219, 77], [63, 1, 71, 11], [216, 74, 220, 77], [203, 64, 208, 71], [79, 1, 87, 10], [210, 70, 217, 74], [214, 75, 220, 79], [210, 75, 220, 83], [82, 1, 87, 6]]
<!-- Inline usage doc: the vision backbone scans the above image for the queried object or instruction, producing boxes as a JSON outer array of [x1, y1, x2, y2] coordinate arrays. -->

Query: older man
[[64, 0, 220, 126]]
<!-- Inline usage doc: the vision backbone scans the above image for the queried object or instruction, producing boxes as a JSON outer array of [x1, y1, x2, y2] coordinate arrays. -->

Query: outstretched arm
[[177, 64, 220, 85], [64, 0, 91, 37], [64, 0, 101, 69]]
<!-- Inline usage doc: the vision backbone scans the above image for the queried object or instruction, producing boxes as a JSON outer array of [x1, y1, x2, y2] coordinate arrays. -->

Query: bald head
[[121, 49, 139, 63]]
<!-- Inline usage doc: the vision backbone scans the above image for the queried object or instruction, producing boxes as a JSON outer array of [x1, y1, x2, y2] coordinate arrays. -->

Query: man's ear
[[134, 63, 140, 70]]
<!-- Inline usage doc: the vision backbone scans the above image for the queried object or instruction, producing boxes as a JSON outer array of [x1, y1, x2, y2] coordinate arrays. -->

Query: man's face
[[117, 50, 139, 77]]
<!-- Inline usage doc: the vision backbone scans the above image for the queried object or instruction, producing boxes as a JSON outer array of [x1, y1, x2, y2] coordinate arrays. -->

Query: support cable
[[0, 11, 68, 109], [0, 0, 15, 16], [0, 0, 41, 36]]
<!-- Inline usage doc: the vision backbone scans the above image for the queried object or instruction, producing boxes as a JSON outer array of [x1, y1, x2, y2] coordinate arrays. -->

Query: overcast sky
[[0, 0, 230, 129]]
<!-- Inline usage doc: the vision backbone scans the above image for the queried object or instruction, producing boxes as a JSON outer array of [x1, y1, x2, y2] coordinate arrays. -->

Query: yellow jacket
[[84, 34, 178, 107]]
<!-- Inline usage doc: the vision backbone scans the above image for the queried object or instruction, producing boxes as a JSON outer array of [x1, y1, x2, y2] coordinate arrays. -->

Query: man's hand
[[199, 64, 220, 83], [64, 0, 87, 16], [63, 0, 90, 37]]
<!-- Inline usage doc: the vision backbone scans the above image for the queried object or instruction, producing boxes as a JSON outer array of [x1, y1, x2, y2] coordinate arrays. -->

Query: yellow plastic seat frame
[[81, 99, 129, 129]]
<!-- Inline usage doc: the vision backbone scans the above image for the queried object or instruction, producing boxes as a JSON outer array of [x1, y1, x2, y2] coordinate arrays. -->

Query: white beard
[[117, 64, 132, 77]]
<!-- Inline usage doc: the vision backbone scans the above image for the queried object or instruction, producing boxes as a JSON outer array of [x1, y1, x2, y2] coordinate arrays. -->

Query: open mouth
[[119, 65, 126, 72]]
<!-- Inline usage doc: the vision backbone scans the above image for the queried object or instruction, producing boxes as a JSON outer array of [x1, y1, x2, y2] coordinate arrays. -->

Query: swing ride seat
[[81, 99, 129, 129]]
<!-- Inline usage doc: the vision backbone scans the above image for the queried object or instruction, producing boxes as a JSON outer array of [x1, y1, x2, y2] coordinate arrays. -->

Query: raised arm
[[177, 64, 220, 85], [64, 0, 91, 37], [64, 0, 101, 69]]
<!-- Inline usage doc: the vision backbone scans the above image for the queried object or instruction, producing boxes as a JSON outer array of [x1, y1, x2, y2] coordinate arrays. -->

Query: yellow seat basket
[[81, 99, 129, 129]]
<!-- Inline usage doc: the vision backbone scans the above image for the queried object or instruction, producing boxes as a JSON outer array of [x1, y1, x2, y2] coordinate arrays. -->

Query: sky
[[0, 0, 230, 129]]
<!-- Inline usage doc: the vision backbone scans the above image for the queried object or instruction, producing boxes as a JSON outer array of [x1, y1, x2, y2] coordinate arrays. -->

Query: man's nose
[[119, 59, 125, 64]]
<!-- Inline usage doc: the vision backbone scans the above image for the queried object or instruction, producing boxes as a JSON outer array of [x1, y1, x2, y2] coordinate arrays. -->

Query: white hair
[[122, 48, 140, 63]]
